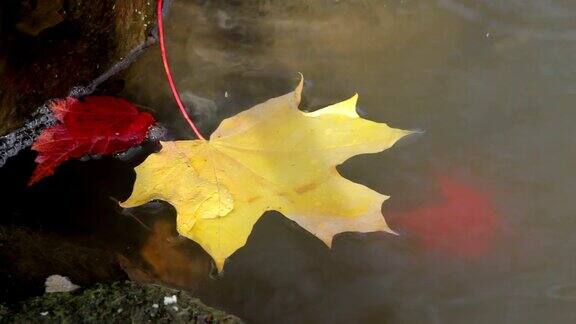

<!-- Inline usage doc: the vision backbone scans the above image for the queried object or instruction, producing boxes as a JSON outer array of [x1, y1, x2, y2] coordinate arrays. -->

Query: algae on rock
[[0, 282, 242, 323]]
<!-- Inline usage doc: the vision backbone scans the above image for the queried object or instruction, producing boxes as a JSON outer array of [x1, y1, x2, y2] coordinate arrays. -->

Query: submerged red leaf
[[392, 175, 500, 258], [29, 96, 155, 185]]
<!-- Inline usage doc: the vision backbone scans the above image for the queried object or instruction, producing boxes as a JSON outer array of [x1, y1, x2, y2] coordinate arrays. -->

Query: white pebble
[[45, 275, 80, 293], [163, 295, 178, 305]]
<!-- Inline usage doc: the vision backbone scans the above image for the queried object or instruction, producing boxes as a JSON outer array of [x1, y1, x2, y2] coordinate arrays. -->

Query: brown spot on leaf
[[247, 196, 261, 203], [294, 181, 319, 194]]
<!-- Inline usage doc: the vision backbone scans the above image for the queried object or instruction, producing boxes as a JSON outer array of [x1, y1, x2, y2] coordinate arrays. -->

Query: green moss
[[1, 282, 242, 323]]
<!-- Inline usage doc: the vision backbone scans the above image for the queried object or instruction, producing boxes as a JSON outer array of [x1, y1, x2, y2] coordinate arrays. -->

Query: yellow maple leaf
[[121, 78, 412, 271]]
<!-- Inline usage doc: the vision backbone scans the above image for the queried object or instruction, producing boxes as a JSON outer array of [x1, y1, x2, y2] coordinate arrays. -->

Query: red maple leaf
[[29, 96, 155, 185], [391, 175, 500, 259]]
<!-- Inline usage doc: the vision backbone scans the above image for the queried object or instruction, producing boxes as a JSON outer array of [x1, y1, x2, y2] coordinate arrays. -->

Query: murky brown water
[[120, 0, 576, 322]]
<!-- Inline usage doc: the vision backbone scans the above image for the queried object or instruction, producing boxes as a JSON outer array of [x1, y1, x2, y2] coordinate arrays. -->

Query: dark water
[[4, 0, 576, 323], [119, 0, 576, 322]]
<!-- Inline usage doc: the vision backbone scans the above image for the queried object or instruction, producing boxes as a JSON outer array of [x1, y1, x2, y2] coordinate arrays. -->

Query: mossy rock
[[0, 282, 242, 323]]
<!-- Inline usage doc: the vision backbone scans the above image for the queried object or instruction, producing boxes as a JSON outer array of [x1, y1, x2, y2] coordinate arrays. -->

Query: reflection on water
[[122, 0, 576, 322]]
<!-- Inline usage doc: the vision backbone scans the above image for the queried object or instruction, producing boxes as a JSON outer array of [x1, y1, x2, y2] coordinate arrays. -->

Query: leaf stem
[[157, 0, 206, 140]]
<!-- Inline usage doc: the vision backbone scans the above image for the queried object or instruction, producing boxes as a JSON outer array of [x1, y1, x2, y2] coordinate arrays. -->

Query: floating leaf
[[392, 175, 500, 258], [30, 96, 155, 185], [122, 78, 411, 271]]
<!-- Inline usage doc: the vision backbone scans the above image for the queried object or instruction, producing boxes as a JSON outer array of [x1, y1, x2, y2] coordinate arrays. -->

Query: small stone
[[40, 311, 49, 316], [45, 275, 80, 293], [152, 303, 159, 308]]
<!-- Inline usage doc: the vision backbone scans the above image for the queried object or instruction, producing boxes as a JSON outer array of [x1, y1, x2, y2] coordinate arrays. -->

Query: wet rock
[[0, 0, 156, 136], [0, 226, 125, 303]]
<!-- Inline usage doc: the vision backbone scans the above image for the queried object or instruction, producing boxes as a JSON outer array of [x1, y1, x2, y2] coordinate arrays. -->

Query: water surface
[[122, 1, 576, 322]]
